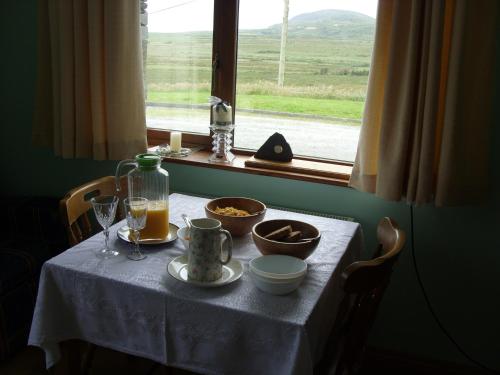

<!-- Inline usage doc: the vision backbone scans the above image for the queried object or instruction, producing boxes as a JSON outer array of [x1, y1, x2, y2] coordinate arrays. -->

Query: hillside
[[260, 9, 375, 40]]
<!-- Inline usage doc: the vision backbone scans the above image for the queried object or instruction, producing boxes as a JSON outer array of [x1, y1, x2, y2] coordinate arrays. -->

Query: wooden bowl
[[205, 197, 266, 237], [252, 219, 321, 260]]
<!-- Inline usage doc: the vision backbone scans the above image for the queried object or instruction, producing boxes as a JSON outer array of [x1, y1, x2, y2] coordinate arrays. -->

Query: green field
[[147, 90, 363, 119], [145, 13, 374, 122]]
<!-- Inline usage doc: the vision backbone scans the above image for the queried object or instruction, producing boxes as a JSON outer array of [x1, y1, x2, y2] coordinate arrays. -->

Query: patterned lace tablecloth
[[29, 193, 363, 375]]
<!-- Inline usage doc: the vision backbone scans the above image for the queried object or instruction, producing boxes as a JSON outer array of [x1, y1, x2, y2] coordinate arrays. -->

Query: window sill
[[149, 146, 352, 188]]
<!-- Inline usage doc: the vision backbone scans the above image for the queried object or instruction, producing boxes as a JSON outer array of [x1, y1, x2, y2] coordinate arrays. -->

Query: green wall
[[2, 1, 499, 370]]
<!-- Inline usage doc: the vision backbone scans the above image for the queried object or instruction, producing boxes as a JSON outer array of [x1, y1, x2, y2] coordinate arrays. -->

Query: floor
[[0, 345, 486, 375], [0, 346, 194, 375]]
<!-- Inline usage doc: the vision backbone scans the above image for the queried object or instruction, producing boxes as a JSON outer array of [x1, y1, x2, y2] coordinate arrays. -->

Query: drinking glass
[[91, 195, 119, 258], [124, 197, 148, 261]]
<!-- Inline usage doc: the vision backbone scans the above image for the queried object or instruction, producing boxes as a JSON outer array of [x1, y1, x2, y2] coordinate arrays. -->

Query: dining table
[[28, 193, 363, 375]]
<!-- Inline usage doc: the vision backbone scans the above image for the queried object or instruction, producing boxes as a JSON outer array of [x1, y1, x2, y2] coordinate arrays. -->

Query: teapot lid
[[135, 153, 160, 168]]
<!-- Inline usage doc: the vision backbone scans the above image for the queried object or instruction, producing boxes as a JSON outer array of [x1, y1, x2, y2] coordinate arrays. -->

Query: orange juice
[[140, 200, 169, 240]]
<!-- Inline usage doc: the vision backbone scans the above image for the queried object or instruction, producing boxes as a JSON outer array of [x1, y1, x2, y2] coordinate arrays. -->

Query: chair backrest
[[315, 217, 406, 375], [59, 176, 128, 246]]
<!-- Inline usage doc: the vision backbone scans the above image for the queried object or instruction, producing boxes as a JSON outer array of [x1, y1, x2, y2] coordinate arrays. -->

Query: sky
[[147, 0, 378, 33]]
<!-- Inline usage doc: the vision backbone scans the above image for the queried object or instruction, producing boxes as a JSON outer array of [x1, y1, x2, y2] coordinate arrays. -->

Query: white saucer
[[117, 223, 179, 245], [167, 255, 243, 287]]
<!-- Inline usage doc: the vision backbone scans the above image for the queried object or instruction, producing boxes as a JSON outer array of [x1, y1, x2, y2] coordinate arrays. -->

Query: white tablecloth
[[29, 193, 363, 375]]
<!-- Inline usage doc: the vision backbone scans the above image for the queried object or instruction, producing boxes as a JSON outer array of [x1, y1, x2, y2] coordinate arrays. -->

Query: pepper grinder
[[209, 97, 235, 163]]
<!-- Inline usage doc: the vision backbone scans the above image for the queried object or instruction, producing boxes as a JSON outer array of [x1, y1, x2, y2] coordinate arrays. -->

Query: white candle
[[212, 103, 232, 124], [170, 131, 182, 152]]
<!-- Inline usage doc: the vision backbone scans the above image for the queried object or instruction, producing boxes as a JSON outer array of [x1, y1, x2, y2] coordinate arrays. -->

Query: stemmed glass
[[124, 197, 148, 261], [91, 195, 119, 258]]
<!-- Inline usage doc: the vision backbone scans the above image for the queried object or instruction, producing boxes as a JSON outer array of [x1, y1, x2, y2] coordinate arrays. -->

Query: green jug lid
[[135, 153, 160, 168]]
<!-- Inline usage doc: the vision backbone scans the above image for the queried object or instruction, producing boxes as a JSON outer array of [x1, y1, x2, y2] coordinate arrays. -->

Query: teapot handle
[[115, 159, 137, 192]]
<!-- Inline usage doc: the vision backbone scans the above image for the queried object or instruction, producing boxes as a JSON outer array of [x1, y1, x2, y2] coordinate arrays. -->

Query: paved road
[[148, 111, 360, 161]]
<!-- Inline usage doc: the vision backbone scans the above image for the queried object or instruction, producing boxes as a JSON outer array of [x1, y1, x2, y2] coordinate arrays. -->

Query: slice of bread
[[283, 230, 302, 243], [264, 225, 292, 241]]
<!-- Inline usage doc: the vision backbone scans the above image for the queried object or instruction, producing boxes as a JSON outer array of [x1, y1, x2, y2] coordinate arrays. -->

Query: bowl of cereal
[[205, 197, 267, 237]]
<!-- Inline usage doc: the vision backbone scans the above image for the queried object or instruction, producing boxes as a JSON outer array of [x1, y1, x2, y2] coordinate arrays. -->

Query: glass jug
[[116, 153, 169, 240]]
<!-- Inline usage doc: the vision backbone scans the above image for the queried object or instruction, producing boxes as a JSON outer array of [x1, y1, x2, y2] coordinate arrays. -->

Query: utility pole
[[278, 0, 289, 87], [140, 0, 148, 98]]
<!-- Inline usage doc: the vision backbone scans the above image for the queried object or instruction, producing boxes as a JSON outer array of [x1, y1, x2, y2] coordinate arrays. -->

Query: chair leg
[[145, 362, 175, 375], [145, 362, 174, 375], [81, 343, 97, 375], [49, 340, 83, 375], [146, 362, 160, 375]]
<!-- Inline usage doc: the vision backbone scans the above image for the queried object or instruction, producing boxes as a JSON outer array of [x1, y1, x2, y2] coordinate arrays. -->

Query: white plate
[[117, 223, 179, 245], [167, 255, 243, 287]]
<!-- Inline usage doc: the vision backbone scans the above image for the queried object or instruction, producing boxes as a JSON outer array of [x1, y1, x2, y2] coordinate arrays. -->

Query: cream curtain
[[33, 0, 148, 160], [349, 0, 498, 206]]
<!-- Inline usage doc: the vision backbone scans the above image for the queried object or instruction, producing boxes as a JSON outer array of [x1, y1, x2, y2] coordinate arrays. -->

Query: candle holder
[[209, 123, 235, 163], [155, 144, 192, 158], [208, 96, 234, 164]]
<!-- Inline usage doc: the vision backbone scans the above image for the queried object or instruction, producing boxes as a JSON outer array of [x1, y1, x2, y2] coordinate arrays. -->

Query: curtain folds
[[33, 0, 148, 160], [349, 0, 498, 206]]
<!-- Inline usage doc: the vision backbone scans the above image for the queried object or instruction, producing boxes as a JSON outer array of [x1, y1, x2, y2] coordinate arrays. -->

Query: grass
[[147, 90, 364, 119], [145, 30, 373, 121], [237, 94, 363, 119]]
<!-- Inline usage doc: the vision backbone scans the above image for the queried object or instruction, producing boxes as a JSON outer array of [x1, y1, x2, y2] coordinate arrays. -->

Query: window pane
[[145, 0, 214, 135], [235, 0, 377, 162]]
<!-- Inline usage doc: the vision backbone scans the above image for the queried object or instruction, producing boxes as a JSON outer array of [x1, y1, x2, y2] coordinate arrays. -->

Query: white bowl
[[249, 255, 307, 280], [249, 268, 305, 295], [177, 227, 190, 250]]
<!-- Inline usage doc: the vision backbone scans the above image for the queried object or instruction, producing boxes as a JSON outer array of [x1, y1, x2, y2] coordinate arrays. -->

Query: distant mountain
[[260, 9, 375, 39]]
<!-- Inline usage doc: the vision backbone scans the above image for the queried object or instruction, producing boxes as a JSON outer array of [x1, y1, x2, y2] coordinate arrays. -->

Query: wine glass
[[90, 195, 119, 258], [124, 197, 148, 261]]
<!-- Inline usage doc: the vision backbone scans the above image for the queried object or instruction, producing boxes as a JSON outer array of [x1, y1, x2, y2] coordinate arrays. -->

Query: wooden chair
[[57, 176, 127, 374], [59, 176, 128, 246], [315, 217, 406, 375], [59, 177, 172, 374]]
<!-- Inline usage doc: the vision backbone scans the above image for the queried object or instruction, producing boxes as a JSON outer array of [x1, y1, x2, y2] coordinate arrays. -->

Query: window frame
[[145, 0, 356, 178]]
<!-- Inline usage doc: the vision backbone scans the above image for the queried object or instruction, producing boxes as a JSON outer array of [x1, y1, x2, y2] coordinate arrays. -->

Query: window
[[144, 0, 215, 145], [144, 0, 377, 163]]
